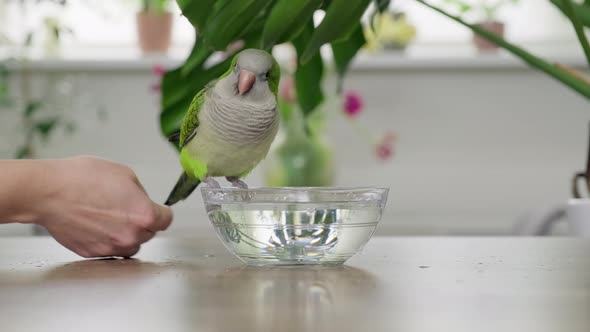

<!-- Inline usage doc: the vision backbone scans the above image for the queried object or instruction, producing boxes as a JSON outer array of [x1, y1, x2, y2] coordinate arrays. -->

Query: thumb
[[151, 202, 173, 231]]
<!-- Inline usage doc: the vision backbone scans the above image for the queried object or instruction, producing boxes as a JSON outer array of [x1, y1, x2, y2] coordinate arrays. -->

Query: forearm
[[0, 159, 54, 224]]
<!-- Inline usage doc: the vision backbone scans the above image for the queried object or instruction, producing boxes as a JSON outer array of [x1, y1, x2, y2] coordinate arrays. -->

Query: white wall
[[1, 55, 588, 237]]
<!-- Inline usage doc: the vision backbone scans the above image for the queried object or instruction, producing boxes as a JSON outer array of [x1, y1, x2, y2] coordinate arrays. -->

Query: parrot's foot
[[226, 177, 248, 189], [204, 177, 221, 189], [226, 177, 251, 200]]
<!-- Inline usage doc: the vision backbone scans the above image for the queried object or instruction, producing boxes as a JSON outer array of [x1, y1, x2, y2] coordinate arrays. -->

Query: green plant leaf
[[24, 101, 42, 118], [24, 32, 33, 47], [52, 26, 60, 41], [176, 0, 216, 31], [442, 0, 472, 14], [374, 0, 390, 13], [35, 118, 59, 139], [162, 38, 213, 111], [202, 0, 273, 51], [181, 11, 267, 78], [293, 21, 324, 116], [331, 23, 365, 92], [161, 69, 202, 138], [301, 0, 372, 63], [144, 0, 172, 13], [278, 99, 294, 122], [551, 0, 590, 27], [161, 65, 194, 112], [561, 0, 590, 68], [261, 0, 322, 50], [416, 0, 590, 100], [180, 37, 212, 77], [240, 9, 270, 48], [370, 0, 390, 33]]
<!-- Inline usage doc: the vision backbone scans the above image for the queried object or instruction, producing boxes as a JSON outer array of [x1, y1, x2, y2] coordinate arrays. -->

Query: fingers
[[111, 230, 153, 258], [137, 228, 156, 243], [132, 174, 148, 194], [115, 216, 160, 258], [118, 245, 140, 259], [114, 204, 169, 258], [130, 174, 171, 231], [150, 202, 173, 232]]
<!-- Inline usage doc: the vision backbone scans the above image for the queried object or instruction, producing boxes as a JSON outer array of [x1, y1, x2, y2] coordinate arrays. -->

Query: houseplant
[[0, 58, 103, 159], [159, 0, 393, 187], [160, 0, 392, 139], [136, 0, 174, 54], [159, 0, 589, 189], [0, 0, 104, 159], [442, 0, 519, 51]]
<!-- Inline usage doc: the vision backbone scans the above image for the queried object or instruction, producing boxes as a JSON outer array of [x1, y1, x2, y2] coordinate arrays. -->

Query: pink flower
[[150, 83, 161, 93], [375, 132, 397, 161], [152, 65, 166, 76], [382, 131, 397, 144], [376, 143, 393, 160], [279, 76, 296, 104], [150, 65, 164, 94], [344, 91, 363, 117]]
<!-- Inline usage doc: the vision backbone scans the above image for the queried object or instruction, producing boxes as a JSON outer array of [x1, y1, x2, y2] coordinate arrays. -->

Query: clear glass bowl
[[201, 187, 389, 266]]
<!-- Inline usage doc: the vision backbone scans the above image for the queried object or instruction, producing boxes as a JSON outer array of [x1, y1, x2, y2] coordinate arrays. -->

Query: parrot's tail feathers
[[164, 172, 200, 206], [168, 132, 180, 143]]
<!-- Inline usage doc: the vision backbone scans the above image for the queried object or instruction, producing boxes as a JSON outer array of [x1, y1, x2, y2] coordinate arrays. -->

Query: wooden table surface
[[1, 236, 589, 332]]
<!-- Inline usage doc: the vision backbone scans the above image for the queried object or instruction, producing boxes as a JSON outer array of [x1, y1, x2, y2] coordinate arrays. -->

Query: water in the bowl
[[208, 203, 381, 265]]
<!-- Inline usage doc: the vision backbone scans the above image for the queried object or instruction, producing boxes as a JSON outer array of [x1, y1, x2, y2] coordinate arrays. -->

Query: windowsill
[[1, 41, 587, 72]]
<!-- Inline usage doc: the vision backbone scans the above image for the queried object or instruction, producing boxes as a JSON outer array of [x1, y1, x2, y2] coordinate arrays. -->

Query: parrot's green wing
[[179, 81, 214, 149]]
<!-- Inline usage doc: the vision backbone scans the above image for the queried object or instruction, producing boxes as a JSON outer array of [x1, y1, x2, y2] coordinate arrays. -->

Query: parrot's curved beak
[[238, 69, 256, 95]]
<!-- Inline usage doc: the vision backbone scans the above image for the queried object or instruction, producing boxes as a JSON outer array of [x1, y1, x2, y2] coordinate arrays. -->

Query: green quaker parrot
[[164, 49, 281, 206]]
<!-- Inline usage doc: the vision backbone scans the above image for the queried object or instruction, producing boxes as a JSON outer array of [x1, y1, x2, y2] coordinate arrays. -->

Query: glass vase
[[264, 108, 334, 187]]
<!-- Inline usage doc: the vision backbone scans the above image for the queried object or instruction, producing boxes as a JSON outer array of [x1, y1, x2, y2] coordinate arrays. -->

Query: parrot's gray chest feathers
[[202, 90, 278, 145]]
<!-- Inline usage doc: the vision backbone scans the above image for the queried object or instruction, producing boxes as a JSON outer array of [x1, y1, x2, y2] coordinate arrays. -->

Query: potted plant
[[136, 0, 173, 54], [442, 0, 519, 51], [159, 0, 590, 191]]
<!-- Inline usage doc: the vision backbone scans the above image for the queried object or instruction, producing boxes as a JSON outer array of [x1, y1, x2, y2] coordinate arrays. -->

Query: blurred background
[[0, 0, 588, 237]]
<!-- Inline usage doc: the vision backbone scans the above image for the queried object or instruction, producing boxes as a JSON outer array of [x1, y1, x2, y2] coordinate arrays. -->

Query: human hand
[[34, 156, 173, 258]]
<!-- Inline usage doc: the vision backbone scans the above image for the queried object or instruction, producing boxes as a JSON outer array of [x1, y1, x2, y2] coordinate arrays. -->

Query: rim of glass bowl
[[200, 186, 389, 207]]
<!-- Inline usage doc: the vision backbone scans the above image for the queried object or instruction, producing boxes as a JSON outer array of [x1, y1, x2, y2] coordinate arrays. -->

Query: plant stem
[[556, 63, 590, 85], [561, 0, 590, 69], [18, 1, 35, 159], [586, 120, 590, 175]]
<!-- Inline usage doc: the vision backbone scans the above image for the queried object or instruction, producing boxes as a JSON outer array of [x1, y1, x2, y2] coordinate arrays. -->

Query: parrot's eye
[[264, 71, 270, 80]]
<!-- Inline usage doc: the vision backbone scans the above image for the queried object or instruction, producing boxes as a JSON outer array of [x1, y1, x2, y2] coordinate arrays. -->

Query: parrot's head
[[223, 48, 280, 100]]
